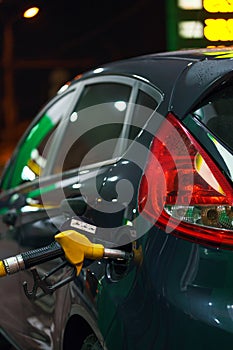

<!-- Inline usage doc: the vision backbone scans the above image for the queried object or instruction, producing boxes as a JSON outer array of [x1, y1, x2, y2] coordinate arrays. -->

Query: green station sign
[[167, 0, 233, 50]]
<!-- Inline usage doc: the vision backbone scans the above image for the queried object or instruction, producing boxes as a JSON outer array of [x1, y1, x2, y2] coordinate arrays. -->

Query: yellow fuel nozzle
[[0, 230, 131, 279], [55, 230, 105, 275], [55, 230, 132, 275]]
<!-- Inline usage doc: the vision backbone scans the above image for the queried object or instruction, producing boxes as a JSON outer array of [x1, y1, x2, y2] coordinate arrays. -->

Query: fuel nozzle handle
[[54, 230, 131, 275], [0, 230, 131, 277]]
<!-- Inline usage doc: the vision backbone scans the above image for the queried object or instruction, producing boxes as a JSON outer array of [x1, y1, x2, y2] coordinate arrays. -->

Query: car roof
[[69, 47, 233, 118]]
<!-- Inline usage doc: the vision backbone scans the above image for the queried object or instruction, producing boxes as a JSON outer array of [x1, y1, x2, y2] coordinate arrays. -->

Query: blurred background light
[[178, 0, 202, 10], [23, 6, 39, 19]]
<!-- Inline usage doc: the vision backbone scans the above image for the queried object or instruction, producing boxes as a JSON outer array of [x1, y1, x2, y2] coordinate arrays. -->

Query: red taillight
[[138, 113, 233, 248]]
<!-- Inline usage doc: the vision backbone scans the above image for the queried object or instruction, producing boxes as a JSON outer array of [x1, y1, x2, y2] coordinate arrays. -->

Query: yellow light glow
[[203, 0, 233, 13], [23, 7, 39, 18], [204, 18, 233, 41]]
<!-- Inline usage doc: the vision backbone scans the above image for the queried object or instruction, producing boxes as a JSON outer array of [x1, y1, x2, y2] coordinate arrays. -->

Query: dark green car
[[1, 47, 233, 349]]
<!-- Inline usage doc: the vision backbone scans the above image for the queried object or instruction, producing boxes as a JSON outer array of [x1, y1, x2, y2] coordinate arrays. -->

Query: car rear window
[[193, 83, 233, 150]]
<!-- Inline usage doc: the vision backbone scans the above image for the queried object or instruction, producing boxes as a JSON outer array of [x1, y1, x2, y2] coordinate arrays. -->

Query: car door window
[[1, 91, 75, 190], [51, 79, 163, 174], [129, 89, 158, 139], [53, 82, 132, 172]]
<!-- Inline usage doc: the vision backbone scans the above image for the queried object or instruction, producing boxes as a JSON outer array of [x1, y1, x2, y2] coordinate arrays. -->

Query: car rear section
[[133, 51, 233, 349]]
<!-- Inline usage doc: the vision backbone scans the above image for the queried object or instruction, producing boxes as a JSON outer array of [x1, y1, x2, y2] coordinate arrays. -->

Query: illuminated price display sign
[[166, 0, 233, 50]]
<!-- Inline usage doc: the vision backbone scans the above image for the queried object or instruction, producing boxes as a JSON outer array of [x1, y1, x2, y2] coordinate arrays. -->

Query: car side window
[[53, 82, 132, 172], [129, 89, 159, 140], [1, 91, 75, 190]]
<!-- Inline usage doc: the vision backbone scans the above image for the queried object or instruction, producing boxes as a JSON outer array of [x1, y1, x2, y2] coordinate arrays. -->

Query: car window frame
[[43, 75, 163, 177]]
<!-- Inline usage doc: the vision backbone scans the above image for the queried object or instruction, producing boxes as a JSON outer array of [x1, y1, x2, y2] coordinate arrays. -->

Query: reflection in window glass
[[193, 83, 233, 150], [54, 83, 131, 172], [129, 90, 158, 140], [2, 92, 74, 190]]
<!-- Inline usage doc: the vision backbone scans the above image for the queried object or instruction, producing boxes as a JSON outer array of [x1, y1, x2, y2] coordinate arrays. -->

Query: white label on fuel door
[[70, 218, 97, 235]]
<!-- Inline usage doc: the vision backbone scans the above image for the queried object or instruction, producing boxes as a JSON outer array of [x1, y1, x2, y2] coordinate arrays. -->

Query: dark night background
[[0, 0, 167, 169]]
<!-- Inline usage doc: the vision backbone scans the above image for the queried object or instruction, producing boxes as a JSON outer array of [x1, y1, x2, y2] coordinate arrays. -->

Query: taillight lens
[[138, 113, 233, 248]]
